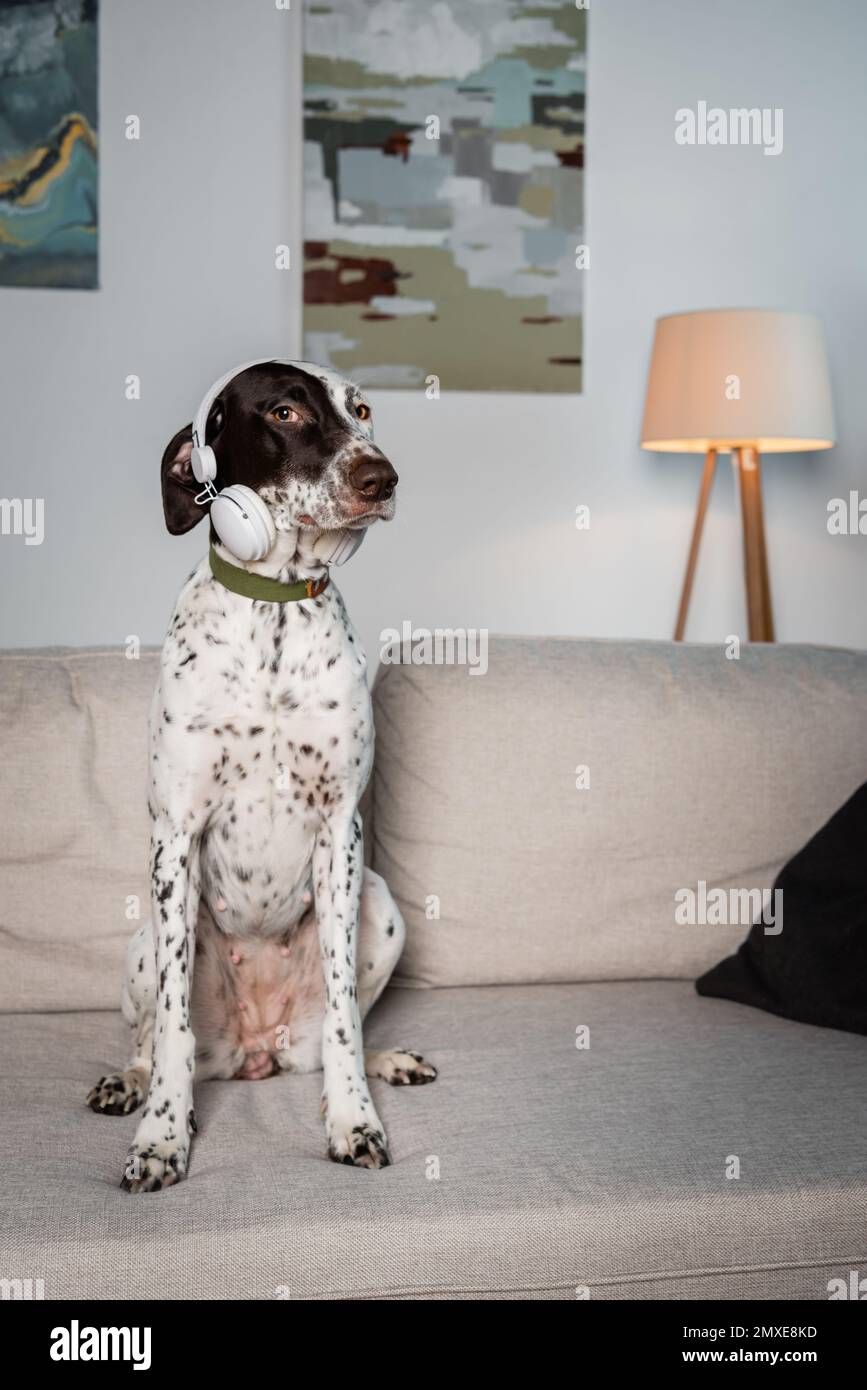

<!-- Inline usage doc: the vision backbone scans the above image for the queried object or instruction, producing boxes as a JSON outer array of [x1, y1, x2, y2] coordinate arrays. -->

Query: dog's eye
[[354, 402, 371, 421], [271, 406, 300, 424]]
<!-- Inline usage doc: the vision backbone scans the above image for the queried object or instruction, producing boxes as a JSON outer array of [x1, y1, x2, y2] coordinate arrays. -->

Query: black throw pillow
[[696, 782, 867, 1035]]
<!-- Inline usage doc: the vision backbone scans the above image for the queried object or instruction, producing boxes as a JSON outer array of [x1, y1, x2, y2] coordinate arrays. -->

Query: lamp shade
[[641, 309, 835, 453]]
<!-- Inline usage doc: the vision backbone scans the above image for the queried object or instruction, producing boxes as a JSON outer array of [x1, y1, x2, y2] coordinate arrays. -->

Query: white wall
[[2, 0, 865, 664]]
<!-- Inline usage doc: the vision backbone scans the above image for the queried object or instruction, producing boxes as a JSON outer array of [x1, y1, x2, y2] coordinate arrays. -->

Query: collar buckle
[[305, 575, 330, 599]]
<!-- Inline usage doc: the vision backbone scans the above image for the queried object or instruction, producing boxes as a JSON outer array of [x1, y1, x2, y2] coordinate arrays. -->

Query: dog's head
[[160, 361, 397, 539]]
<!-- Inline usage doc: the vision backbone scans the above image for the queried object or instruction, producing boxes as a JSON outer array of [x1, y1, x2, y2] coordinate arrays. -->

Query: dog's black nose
[[350, 456, 398, 502]]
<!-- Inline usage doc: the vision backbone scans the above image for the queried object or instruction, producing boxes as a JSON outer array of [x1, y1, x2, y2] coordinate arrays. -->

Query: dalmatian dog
[[87, 360, 436, 1191]]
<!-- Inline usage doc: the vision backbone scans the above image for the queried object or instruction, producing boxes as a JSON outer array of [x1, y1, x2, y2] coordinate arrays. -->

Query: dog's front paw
[[366, 1048, 438, 1086], [87, 1069, 147, 1116], [120, 1136, 189, 1192], [327, 1122, 390, 1169]]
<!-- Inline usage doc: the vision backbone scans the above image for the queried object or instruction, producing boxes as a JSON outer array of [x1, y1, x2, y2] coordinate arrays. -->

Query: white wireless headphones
[[190, 357, 367, 567]]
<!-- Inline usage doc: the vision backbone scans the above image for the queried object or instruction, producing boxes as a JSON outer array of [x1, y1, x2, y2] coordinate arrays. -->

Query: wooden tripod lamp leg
[[734, 445, 775, 642], [674, 447, 717, 641]]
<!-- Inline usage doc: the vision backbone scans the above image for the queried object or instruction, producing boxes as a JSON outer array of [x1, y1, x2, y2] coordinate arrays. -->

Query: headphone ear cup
[[312, 528, 367, 566], [210, 485, 276, 562], [190, 444, 217, 484]]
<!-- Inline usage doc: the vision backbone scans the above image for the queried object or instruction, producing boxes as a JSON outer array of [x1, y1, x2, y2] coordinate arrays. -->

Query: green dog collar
[[209, 546, 330, 603]]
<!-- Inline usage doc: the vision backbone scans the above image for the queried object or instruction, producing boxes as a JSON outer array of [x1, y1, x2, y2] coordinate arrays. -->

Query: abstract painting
[[0, 0, 99, 289], [303, 1, 586, 392]]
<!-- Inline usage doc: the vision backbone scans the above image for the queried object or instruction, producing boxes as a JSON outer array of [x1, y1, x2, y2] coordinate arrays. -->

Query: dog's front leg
[[315, 811, 389, 1168], [121, 815, 200, 1192]]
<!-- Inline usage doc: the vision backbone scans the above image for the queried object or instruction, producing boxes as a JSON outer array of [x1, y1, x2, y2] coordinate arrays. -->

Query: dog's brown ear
[[160, 424, 205, 535]]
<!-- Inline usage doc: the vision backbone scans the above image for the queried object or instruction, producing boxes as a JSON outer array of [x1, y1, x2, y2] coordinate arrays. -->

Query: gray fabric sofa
[[1, 638, 866, 1300]]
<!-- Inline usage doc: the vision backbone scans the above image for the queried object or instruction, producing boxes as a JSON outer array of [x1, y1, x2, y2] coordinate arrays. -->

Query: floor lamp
[[640, 310, 835, 642]]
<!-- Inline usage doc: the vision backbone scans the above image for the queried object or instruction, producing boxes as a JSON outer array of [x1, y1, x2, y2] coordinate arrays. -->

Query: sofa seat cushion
[[1, 981, 865, 1301]]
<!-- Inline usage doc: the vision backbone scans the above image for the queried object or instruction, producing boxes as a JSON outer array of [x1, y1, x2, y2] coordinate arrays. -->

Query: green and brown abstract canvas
[[0, 0, 99, 290], [303, 1, 585, 392]]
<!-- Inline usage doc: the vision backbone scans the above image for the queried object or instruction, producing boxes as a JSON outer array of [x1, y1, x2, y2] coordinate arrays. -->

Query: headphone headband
[[192, 357, 299, 449]]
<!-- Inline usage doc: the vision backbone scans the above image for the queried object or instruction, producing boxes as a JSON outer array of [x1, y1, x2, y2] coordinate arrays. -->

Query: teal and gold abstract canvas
[[303, 1, 586, 392], [0, 0, 99, 290]]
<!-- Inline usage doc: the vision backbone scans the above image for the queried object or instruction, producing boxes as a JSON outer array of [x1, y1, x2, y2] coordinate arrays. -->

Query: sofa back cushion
[[3, 640, 867, 1008], [0, 650, 157, 1010], [370, 638, 867, 987]]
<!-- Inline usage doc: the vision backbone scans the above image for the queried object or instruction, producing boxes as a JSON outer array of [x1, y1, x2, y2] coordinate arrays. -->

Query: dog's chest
[[158, 578, 372, 936]]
